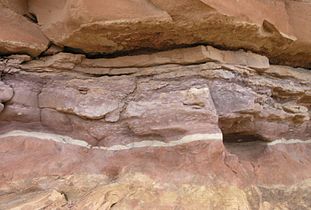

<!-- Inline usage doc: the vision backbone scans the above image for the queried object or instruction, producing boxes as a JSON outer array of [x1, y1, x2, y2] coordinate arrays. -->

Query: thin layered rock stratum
[[0, 44, 311, 209]]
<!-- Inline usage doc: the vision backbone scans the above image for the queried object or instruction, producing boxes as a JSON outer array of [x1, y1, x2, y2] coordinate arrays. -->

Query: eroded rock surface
[[25, 0, 311, 68], [0, 6, 49, 56], [1, 46, 309, 145], [2, 172, 311, 210], [0, 135, 311, 209], [0, 47, 310, 209], [0, 1, 310, 67], [0, 1, 310, 208]]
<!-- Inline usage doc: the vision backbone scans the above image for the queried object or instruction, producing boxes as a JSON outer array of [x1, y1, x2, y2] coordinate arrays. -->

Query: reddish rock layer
[[0, 0, 310, 208], [0, 1, 311, 67], [1, 47, 310, 145], [1, 134, 311, 186], [0, 134, 311, 209], [0, 46, 310, 194], [26, 0, 311, 67]]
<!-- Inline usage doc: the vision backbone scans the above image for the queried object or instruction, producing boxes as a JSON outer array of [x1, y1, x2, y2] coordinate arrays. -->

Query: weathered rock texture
[[0, 1, 311, 209], [0, 4, 49, 56], [1, 44, 311, 208], [0, 0, 310, 68], [26, 0, 311, 68]]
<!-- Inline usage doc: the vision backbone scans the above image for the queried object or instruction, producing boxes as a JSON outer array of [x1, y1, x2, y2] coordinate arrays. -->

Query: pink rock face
[[0, 135, 310, 186], [0, 1, 310, 207], [1, 46, 310, 144], [0, 52, 310, 208], [0, 134, 311, 209]]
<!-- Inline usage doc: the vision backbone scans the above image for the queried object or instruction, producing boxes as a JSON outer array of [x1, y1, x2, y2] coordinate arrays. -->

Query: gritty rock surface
[[23, 0, 311, 68], [0, 6, 49, 56], [0, 1, 310, 208], [0, 47, 310, 209], [1, 47, 309, 145]]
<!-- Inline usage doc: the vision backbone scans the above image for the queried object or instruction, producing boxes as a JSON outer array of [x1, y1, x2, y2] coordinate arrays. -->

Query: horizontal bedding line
[[1, 130, 310, 151], [0, 130, 222, 151], [266, 139, 311, 146]]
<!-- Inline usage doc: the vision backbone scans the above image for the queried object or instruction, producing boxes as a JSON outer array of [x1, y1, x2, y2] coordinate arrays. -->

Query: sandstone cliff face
[[0, 1, 311, 209], [24, 0, 311, 68]]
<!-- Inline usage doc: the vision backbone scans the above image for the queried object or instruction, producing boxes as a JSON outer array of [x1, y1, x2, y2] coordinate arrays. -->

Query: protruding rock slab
[[20, 45, 270, 75], [26, 0, 311, 67], [0, 7, 49, 56], [28, 0, 172, 53], [80, 46, 213, 69], [21, 52, 84, 72], [205, 46, 270, 70]]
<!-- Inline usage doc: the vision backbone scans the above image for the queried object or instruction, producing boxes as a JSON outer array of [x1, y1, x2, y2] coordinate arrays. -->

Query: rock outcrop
[[0, 4, 49, 56], [0, 1, 310, 209], [26, 0, 311, 68], [0, 0, 309, 67], [1, 45, 311, 208]]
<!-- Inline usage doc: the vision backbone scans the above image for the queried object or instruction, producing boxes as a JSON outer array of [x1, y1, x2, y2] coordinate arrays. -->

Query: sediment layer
[[0, 1, 311, 208]]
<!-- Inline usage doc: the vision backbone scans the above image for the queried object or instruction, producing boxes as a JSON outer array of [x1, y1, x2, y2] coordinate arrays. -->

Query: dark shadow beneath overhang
[[223, 133, 268, 160]]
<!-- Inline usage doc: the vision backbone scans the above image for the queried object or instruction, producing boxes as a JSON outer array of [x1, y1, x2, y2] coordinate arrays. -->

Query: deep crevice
[[23, 12, 38, 23], [63, 41, 250, 59], [59, 42, 310, 69]]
